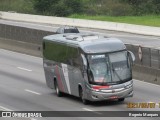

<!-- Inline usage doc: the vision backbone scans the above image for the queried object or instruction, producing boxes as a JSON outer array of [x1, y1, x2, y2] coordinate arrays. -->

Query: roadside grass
[[0, 0, 35, 14], [69, 14, 160, 27]]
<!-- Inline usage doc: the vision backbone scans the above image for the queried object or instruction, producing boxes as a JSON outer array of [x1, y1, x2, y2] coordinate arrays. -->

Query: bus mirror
[[128, 51, 135, 62]]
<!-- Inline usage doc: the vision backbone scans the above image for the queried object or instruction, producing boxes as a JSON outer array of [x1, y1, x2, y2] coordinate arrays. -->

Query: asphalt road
[[0, 19, 160, 48], [0, 49, 160, 120]]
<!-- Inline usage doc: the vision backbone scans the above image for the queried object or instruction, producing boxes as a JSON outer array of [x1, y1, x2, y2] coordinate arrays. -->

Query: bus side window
[[44, 41, 67, 62], [72, 49, 81, 67], [65, 46, 73, 65], [66, 46, 80, 67]]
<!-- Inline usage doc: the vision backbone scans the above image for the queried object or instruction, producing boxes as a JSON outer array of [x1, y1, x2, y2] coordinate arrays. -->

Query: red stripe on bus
[[55, 65, 64, 92]]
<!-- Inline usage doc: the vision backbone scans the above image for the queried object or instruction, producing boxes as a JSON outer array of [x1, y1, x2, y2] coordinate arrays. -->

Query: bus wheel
[[54, 81, 62, 97], [118, 98, 125, 102], [79, 87, 89, 105]]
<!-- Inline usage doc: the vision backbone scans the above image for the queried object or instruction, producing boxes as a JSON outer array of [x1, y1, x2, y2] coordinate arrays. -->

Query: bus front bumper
[[86, 86, 133, 101]]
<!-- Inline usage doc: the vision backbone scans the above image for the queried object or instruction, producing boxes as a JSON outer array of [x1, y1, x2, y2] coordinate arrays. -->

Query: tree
[[34, 0, 59, 15], [51, 0, 70, 16], [120, 0, 160, 15], [152, 0, 160, 14], [33, 0, 84, 16], [65, 0, 84, 14]]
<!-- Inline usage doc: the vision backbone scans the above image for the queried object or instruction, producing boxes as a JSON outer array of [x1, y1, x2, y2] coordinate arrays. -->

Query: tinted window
[[43, 41, 68, 62], [66, 46, 80, 67], [43, 41, 80, 66], [43, 42, 45, 50], [56, 28, 61, 34], [64, 29, 79, 33]]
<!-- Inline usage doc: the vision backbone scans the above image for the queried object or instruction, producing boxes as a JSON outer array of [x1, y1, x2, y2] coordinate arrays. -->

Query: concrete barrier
[[1, 11, 160, 36], [0, 24, 54, 57], [0, 38, 42, 57], [133, 65, 160, 85]]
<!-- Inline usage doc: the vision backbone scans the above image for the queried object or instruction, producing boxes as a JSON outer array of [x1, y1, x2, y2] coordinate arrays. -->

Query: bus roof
[[43, 33, 126, 53]]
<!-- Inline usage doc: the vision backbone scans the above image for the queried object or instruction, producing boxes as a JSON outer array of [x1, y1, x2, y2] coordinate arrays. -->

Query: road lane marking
[[17, 67, 32, 72], [0, 106, 13, 111], [25, 89, 41, 95], [82, 108, 102, 115]]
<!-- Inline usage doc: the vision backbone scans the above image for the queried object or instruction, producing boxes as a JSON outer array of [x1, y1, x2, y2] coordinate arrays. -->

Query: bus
[[43, 33, 135, 104]]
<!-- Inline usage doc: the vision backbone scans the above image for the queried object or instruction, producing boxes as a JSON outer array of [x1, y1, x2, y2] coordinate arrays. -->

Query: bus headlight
[[91, 85, 110, 92]]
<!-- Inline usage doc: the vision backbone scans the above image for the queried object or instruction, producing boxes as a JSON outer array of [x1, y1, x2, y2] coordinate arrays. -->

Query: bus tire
[[54, 80, 63, 97], [79, 87, 89, 105], [118, 98, 125, 102]]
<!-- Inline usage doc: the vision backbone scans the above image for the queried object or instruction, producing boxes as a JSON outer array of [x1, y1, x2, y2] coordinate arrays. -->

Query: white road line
[[134, 79, 160, 87], [0, 106, 13, 111], [83, 108, 102, 115], [17, 67, 32, 72], [25, 89, 41, 95]]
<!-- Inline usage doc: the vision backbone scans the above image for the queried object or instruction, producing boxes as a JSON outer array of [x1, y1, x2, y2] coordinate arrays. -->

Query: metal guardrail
[[126, 44, 160, 70]]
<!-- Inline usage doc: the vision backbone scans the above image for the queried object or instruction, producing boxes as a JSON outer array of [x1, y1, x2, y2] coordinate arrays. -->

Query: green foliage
[[0, 0, 160, 16], [65, 0, 84, 14], [33, 0, 84, 16], [121, 0, 160, 15], [52, 2, 69, 16], [33, 0, 58, 15], [82, 0, 132, 16], [0, 0, 35, 14]]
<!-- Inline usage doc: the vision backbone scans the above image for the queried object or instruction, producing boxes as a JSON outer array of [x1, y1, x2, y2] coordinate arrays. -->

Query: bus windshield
[[87, 51, 132, 85], [87, 54, 111, 85]]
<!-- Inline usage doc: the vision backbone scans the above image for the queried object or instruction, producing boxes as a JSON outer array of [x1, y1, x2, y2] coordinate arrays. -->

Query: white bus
[[43, 33, 135, 104]]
